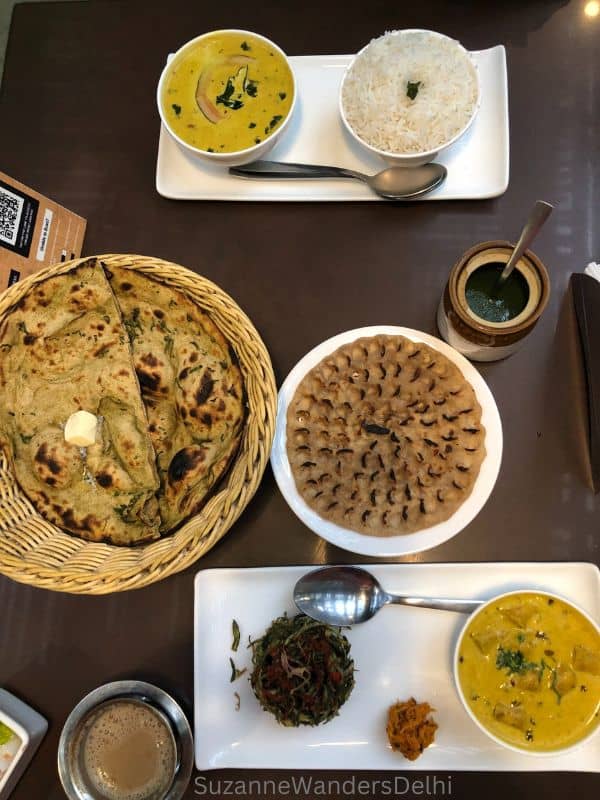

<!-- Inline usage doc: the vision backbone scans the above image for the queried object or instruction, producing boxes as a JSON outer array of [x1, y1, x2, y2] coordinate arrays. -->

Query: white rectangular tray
[[194, 562, 599, 771], [157, 47, 509, 201]]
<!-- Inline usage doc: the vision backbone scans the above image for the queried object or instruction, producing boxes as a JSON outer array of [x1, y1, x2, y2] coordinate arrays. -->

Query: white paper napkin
[[584, 262, 600, 282]]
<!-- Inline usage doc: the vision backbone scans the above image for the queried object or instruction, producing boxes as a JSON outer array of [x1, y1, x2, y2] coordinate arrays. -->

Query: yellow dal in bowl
[[161, 32, 294, 154], [457, 592, 600, 752]]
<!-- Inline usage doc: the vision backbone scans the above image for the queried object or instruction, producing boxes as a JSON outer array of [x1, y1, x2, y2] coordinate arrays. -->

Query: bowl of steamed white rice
[[340, 30, 480, 166]]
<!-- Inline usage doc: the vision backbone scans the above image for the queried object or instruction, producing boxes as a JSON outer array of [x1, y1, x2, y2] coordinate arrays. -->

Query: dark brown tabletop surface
[[1, 0, 599, 797]]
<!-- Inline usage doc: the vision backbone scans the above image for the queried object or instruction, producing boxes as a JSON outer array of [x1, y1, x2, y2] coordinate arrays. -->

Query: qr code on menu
[[0, 185, 24, 247]]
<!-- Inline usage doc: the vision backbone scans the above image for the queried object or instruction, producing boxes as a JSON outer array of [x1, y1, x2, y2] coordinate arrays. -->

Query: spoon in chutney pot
[[229, 160, 447, 200], [495, 200, 554, 289], [294, 566, 483, 626]]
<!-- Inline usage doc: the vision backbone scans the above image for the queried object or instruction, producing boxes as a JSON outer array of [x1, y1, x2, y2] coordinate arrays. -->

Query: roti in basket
[[0, 260, 161, 544], [0, 259, 245, 545], [107, 265, 244, 532]]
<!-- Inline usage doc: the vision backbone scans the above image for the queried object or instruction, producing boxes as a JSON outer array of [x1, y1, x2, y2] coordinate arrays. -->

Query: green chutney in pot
[[465, 263, 530, 324]]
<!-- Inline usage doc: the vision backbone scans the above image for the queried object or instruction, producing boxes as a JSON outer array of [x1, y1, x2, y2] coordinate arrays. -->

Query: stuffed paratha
[[0, 260, 161, 544], [107, 265, 245, 532]]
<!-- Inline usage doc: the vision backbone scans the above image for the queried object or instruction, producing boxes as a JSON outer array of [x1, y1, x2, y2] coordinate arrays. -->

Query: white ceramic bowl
[[157, 29, 297, 167], [339, 29, 481, 167], [454, 589, 600, 757]]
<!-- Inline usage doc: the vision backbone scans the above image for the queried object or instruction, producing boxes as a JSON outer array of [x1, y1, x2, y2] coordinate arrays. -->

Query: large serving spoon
[[495, 200, 554, 289], [294, 566, 483, 626], [229, 160, 447, 200]]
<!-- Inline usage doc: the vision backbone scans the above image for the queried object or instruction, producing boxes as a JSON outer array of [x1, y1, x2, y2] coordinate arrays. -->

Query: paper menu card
[[0, 171, 86, 288]]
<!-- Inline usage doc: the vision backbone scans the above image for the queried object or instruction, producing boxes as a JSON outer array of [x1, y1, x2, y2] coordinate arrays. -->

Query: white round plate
[[271, 326, 503, 557]]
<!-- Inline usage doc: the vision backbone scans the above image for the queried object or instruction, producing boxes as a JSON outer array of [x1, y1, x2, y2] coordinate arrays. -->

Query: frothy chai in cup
[[76, 699, 176, 800]]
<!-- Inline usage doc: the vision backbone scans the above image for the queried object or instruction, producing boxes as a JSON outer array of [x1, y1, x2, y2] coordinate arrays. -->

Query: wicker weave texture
[[0, 255, 276, 594]]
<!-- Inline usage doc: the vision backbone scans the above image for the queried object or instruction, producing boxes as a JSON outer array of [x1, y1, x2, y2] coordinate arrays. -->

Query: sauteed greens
[[250, 614, 355, 726]]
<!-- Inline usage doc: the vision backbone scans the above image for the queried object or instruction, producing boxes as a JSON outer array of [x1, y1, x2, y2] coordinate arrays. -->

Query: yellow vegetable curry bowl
[[157, 29, 297, 166], [454, 590, 600, 756]]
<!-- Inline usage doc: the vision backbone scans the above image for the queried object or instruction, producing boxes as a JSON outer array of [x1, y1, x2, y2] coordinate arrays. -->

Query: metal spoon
[[294, 566, 483, 626], [495, 200, 554, 288], [229, 160, 447, 200]]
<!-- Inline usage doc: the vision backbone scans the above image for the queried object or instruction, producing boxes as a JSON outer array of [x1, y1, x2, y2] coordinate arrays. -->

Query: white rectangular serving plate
[[157, 46, 509, 201], [194, 562, 599, 772]]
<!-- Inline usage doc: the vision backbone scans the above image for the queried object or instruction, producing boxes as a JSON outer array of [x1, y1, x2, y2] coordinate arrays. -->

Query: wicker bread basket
[[0, 254, 277, 594]]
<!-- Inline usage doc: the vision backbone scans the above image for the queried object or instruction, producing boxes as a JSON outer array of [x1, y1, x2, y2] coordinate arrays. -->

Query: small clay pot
[[437, 240, 551, 362]]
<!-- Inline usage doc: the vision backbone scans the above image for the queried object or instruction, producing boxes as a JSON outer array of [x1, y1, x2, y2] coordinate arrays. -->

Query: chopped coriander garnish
[[171, 103, 182, 115], [245, 80, 258, 98], [264, 114, 283, 135], [496, 648, 539, 674], [278, 92, 287, 100], [240, 41, 250, 51], [216, 78, 243, 110], [248, 122, 256, 128]]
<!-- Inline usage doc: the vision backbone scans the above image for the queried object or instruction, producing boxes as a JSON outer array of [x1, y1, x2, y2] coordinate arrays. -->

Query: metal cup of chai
[[437, 240, 551, 362], [58, 681, 193, 800]]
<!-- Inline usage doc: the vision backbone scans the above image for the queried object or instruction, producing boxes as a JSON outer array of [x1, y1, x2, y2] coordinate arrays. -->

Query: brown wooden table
[[1, 0, 599, 797]]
